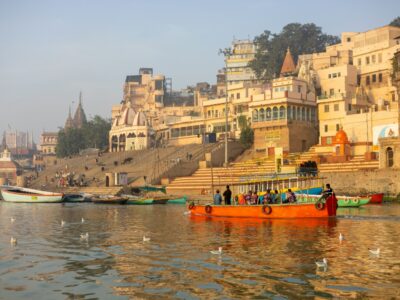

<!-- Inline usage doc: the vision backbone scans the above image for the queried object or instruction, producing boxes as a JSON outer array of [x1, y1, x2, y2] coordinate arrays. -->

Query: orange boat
[[188, 194, 337, 219]]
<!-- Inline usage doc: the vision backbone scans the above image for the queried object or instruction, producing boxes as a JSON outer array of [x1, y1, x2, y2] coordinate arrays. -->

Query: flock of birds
[[314, 232, 380, 270], [9, 216, 151, 245], [8, 219, 381, 270]]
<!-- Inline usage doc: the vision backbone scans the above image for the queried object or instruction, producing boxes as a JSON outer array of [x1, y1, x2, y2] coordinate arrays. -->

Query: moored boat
[[63, 193, 93, 202], [167, 196, 187, 204], [92, 195, 127, 204], [1, 187, 64, 203], [296, 194, 370, 207], [187, 194, 337, 219], [368, 193, 384, 204]]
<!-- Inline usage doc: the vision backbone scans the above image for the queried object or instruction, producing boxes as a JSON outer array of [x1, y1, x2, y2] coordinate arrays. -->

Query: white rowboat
[[1, 187, 63, 203]]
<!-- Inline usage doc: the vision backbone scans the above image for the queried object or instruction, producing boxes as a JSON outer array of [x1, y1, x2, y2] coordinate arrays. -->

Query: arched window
[[272, 107, 278, 120], [293, 106, 296, 120], [259, 108, 265, 121], [287, 106, 292, 120], [302, 107, 306, 121], [279, 106, 285, 119], [266, 108, 272, 121], [252, 109, 259, 122], [387, 147, 394, 167], [311, 107, 316, 122]]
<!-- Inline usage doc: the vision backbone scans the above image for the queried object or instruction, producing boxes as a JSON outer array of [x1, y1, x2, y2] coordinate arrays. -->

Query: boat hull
[[127, 199, 154, 205], [369, 193, 384, 204], [92, 196, 127, 204], [188, 195, 337, 219], [167, 196, 187, 204], [1, 188, 63, 203]]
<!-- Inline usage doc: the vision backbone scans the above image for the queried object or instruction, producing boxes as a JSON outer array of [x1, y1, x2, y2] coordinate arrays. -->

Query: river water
[[0, 202, 399, 299]]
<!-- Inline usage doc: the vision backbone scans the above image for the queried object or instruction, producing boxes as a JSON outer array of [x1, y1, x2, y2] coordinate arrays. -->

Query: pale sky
[[0, 0, 398, 141]]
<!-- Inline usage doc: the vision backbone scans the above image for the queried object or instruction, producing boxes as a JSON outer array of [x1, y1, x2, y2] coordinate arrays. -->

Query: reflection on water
[[0, 202, 399, 299]]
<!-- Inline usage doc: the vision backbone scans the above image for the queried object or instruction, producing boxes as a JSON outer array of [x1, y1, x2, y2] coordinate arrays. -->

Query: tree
[[238, 115, 254, 148], [56, 115, 111, 157], [390, 16, 400, 27], [248, 23, 340, 81]]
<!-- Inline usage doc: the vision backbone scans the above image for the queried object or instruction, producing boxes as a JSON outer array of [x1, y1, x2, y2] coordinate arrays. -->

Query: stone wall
[[322, 169, 400, 197]]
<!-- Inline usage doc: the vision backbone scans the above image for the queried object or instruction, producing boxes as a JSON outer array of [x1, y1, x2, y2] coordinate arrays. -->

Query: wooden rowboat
[[296, 194, 370, 207], [92, 195, 127, 204], [167, 196, 187, 204], [187, 194, 337, 219], [1, 187, 63, 203]]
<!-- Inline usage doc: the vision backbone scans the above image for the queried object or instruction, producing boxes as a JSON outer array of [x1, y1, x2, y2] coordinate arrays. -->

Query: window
[[357, 58, 361, 66], [338, 72, 341, 77], [387, 147, 394, 167], [324, 125, 328, 132], [336, 124, 340, 131], [334, 104, 339, 111], [366, 56, 370, 65], [378, 53, 382, 63], [372, 55, 376, 63], [330, 89, 334, 96], [333, 73, 337, 78], [372, 74, 376, 83], [379, 73, 382, 82], [272, 107, 278, 120], [328, 74, 332, 79], [347, 37, 351, 42], [155, 80, 163, 90], [297, 86, 301, 93], [366, 76, 370, 85], [236, 93, 240, 99], [324, 105, 329, 113], [348, 104, 352, 111], [357, 75, 361, 86]]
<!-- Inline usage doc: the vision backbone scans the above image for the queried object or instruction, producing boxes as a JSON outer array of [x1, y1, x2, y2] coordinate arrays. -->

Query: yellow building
[[298, 25, 400, 157], [40, 132, 58, 155]]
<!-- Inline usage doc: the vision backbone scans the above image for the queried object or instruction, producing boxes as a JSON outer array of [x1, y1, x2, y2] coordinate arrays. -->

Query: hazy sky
[[0, 0, 398, 140]]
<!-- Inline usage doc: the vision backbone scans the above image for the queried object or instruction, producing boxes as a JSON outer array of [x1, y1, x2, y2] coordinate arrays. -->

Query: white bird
[[369, 248, 380, 255], [339, 233, 344, 242], [80, 232, 89, 240], [210, 247, 223, 255], [81, 218, 85, 223], [315, 258, 328, 268], [10, 237, 17, 245], [61, 220, 66, 227], [10, 217, 15, 223], [143, 236, 150, 242]]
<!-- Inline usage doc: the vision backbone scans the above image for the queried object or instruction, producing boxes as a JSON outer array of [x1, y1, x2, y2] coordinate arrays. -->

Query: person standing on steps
[[223, 185, 232, 205]]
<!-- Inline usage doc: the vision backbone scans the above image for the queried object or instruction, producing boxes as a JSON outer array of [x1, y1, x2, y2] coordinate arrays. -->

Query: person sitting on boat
[[265, 189, 273, 204], [238, 193, 246, 205], [274, 190, 281, 204], [286, 189, 297, 203], [213, 190, 222, 205], [245, 191, 252, 205], [251, 191, 258, 205]]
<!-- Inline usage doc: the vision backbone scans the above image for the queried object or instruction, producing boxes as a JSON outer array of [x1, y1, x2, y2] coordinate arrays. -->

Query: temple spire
[[280, 47, 296, 77]]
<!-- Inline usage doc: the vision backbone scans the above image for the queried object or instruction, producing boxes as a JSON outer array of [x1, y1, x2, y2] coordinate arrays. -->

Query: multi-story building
[[225, 39, 257, 86], [40, 132, 58, 155], [3, 130, 35, 156], [298, 25, 400, 158]]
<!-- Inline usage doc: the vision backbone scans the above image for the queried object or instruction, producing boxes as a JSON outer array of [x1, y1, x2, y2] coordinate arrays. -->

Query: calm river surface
[[0, 202, 399, 299]]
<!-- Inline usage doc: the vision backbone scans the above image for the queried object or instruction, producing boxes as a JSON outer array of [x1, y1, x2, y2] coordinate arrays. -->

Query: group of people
[[213, 184, 333, 206]]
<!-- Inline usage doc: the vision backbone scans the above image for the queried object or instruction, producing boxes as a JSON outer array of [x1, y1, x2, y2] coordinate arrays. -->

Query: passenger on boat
[[213, 190, 222, 205], [274, 190, 281, 204], [265, 189, 273, 204], [258, 194, 264, 204], [245, 191, 252, 205], [223, 185, 232, 205], [322, 184, 333, 198], [286, 189, 297, 203], [238, 193, 246, 205], [251, 192, 258, 205]]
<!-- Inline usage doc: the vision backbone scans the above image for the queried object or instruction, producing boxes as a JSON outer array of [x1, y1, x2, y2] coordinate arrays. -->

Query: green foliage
[[249, 23, 340, 80], [238, 116, 253, 148], [240, 126, 254, 149], [390, 16, 400, 27], [56, 115, 111, 157]]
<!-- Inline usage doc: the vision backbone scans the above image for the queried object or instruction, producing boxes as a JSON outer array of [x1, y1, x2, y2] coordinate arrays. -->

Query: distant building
[[40, 132, 58, 155], [64, 92, 87, 130], [3, 130, 35, 156], [0, 148, 20, 184]]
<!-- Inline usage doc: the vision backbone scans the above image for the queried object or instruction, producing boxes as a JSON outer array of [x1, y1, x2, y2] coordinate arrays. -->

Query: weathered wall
[[322, 169, 400, 197]]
